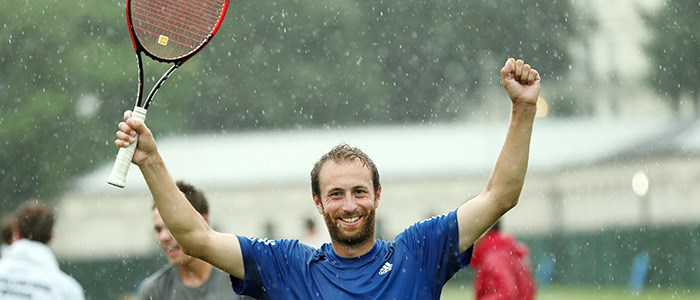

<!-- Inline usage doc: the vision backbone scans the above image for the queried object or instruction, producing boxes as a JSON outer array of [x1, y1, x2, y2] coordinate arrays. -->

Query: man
[[0, 201, 85, 299], [113, 57, 540, 298], [135, 181, 247, 300], [471, 220, 536, 300]]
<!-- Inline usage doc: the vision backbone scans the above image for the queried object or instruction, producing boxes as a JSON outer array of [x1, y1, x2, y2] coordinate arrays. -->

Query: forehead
[[318, 159, 372, 190]]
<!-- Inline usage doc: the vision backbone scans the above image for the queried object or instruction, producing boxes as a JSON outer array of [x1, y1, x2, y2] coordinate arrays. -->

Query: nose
[[340, 194, 359, 213], [157, 228, 173, 242]]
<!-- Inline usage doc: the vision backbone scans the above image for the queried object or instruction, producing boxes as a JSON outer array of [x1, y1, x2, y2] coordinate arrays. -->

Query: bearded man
[[112, 58, 541, 299]]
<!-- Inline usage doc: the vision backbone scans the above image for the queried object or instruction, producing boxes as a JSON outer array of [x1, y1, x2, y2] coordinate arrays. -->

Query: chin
[[324, 207, 377, 246]]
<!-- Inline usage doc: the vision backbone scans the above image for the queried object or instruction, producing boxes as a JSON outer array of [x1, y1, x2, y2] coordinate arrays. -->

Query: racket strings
[[131, 0, 226, 59]]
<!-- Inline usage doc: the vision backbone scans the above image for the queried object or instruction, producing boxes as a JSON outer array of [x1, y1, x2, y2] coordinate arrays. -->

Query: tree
[[190, 0, 594, 128], [641, 0, 700, 118], [0, 0, 139, 211]]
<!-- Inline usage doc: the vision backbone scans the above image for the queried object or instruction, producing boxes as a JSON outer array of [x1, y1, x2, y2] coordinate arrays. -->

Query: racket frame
[[125, 0, 230, 108], [108, 0, 230, 188]]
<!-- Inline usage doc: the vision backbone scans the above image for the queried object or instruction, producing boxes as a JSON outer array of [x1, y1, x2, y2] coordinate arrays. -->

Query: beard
[[323, 208, 376, 247]]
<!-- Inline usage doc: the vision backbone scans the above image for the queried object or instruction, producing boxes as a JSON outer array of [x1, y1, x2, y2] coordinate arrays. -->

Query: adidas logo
[[378, 262, 393, 275]]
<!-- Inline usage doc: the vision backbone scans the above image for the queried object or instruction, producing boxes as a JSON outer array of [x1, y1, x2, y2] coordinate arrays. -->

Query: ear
[[373, 185, 382, 209], [313, 194, 324, 214], [11, 227, 20, 242]]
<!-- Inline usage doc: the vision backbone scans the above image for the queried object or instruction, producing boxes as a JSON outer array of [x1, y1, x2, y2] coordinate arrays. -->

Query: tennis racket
[[108, 0, 230, 188]]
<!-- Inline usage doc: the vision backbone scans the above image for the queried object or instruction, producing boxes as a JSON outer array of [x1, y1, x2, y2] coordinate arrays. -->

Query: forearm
[[484, 102, 536, 210], [140, 153, 210, 251]]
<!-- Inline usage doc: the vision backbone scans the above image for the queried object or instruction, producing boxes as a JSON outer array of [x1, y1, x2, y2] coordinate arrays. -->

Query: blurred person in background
[[299, 216, 327, 248], [114, 57, 540, 298], [471, 220, 536, 300], [1, 212, 17, 255], [134, 180, 248, 300], [0, 200, 85, 299]]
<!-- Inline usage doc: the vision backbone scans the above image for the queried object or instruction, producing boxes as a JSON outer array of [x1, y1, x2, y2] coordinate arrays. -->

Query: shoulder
[[398, 210, 458, 239], [238, 237, 309, 256], [137, 264, 176, 293], [412, 210, 457, 229]]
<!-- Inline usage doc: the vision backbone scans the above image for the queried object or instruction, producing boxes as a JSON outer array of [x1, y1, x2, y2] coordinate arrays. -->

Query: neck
[[331, 236, 376, 258], [177, 258, 213, 288]]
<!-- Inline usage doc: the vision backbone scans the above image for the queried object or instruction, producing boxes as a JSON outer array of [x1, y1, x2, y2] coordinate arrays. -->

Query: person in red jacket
[[471, 220, 536, 300]]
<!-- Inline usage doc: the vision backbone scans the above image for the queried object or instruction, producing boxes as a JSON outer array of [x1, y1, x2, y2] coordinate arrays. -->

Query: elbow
[[490, 190, 521, 214], [503, 188, 523, 210], [179, 242, 209, 261], [503, 195, 519, 211], [485, 176, 525, 213], [173, 230, 210, 259], [489, 188, 522, 213]]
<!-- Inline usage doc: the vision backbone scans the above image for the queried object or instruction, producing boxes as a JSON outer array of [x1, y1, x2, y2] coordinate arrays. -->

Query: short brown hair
[[151, 181, 209, 217], [176, 181, 209, 215], [15, 201, 55, 244], [1, 213, 16, 244], [310, 143, 380, 197]]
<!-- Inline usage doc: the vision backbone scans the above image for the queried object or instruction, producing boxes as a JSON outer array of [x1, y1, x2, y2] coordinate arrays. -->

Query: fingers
[[114, 122, 137, 147], [114, 110, 142, 148], [527, 68, 540, 83], [502, 58, 540, 85]]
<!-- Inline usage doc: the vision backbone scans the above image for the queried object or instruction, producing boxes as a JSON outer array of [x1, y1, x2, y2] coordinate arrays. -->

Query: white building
[[575, 0, 669, 119]]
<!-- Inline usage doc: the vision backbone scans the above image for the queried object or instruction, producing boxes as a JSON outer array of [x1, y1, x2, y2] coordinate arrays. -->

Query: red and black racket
[[108, 0, 230, 188]]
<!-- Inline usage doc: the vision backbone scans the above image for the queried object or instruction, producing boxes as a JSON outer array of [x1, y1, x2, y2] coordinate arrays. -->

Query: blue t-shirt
[[231, 209, 472, 299]]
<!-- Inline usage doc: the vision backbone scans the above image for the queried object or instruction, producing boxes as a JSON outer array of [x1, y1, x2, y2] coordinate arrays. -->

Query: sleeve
[[231, 236, 309, 299], [395, 209, 473, 283]]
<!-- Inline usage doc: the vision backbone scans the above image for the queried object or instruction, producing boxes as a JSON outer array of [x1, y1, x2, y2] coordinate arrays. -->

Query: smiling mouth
[[340, 216, 360, 224], [164, 244, 179, 254]]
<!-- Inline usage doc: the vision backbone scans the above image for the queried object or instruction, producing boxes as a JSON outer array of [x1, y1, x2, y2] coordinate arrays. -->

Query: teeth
[[342, 217, 359, 223]]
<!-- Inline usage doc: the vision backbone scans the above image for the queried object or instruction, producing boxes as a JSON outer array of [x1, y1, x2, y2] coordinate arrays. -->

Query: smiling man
[[311, 153, 379, 257], [114, 57, 541, 299]]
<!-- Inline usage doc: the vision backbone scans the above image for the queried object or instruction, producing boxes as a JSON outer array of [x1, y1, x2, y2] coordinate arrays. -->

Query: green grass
[[441, 283, 700, 300]]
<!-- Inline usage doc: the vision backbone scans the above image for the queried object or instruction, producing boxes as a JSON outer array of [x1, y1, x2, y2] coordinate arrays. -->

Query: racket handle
[[107, 106, 148, 188]]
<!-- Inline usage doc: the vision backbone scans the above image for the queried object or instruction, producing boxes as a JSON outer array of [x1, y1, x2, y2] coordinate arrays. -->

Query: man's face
[[314, 159, 380, 247], [152, 210, 192, 265]]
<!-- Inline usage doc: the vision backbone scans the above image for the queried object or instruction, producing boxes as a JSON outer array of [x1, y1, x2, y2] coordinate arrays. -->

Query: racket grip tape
[[107, 106, 148, 188]]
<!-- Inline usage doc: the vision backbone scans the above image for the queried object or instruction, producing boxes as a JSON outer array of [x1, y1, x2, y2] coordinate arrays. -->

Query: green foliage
[[1, 0, 109, 209], [192, 0, 593, 128], [0, 0, 593, 209], [641, 0, 700, 116]]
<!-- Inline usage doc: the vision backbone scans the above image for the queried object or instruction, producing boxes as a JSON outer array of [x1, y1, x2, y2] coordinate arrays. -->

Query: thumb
[[124, 110, 150, 135], [128, 117, 152, 138]]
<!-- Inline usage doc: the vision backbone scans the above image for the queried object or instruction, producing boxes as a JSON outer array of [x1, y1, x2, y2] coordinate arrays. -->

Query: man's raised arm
[[456, 58, 541, 252], [114, 111, 245, 279]]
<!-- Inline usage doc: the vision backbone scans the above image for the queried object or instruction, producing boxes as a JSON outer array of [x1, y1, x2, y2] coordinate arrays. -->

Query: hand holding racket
[[108, 0, 230, 188]]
